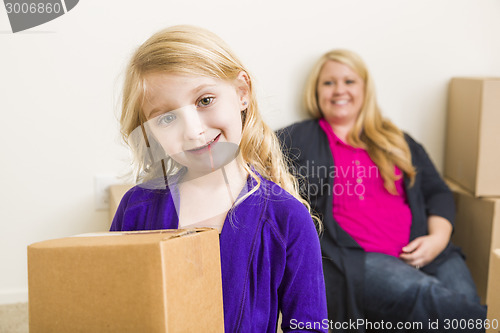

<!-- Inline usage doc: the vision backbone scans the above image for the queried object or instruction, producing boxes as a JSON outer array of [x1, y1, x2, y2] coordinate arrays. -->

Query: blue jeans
[[363, 251, 487, 332]]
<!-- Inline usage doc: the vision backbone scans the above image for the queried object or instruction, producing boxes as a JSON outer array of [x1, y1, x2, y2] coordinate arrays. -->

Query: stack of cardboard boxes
[[444, 77, 500, 330]]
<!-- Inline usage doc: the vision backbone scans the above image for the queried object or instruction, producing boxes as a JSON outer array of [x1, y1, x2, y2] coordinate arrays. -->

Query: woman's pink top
[[319, 118, 412, 257]]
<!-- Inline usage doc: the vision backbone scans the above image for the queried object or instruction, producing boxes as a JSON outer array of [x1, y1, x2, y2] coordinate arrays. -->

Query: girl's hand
[[399, 215, 452, 268]]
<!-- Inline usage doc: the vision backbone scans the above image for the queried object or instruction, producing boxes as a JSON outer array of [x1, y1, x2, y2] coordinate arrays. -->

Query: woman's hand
[[399, 215, 452, 268], [399, 234, 447, 268]]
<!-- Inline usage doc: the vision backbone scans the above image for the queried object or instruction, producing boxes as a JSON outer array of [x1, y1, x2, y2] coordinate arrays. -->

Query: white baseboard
[[0, 289, 28, 305]]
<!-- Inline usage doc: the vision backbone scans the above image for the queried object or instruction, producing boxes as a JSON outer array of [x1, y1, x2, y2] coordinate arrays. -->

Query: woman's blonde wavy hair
[[304, 49, 416, 193], [120, 25, 320, 229]]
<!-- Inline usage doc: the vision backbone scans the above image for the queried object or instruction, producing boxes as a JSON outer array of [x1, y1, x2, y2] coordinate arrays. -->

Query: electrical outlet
[[94, 175, 121, 211]]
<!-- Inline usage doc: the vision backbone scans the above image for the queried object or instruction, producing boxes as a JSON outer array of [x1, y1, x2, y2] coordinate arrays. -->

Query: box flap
[[28, 228, 215, 249]]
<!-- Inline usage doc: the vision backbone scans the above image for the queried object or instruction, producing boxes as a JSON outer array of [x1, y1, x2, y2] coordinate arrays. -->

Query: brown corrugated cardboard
[[486, 249, 500, 333], [108, 184, 134, 223], [445, 77, 500, 197], [447, 178, 500, 304], [28, 229, 224, 333]]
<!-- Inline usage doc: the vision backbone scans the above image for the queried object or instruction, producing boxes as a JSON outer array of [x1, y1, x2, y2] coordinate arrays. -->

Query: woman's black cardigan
[[277, 119, 459, 332]]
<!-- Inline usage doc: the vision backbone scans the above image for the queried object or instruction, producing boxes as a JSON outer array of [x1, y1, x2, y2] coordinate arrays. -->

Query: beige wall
[[1, 0, 500, 303]]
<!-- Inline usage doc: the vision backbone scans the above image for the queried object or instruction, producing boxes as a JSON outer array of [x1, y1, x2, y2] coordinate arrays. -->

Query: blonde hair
[[120, 25, 320, 229], [304, 49, 416, 193]]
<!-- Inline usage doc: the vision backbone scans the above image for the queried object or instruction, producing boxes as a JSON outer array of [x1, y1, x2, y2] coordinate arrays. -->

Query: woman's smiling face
[[316, 60, 365, 127], [142, 73, 247, 173]]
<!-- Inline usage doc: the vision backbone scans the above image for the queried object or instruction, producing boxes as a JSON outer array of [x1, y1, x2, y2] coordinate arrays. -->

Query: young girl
[[111, 25, 328, 332]]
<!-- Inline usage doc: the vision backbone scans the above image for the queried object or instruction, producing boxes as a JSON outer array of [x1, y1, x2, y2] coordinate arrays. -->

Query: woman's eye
[[157, 113, 176, 126], [198, 96, 214, 107], [346, 79, 355, 85], [323, 81, 333, 86]]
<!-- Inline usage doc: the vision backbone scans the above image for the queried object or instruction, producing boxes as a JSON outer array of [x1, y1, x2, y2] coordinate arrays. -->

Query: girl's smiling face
[[142, 72, 248, 173]]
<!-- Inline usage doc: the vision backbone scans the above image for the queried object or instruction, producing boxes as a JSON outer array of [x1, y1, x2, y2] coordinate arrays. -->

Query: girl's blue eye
[[346, 79, 355, 85], [157, 113, 176, 126], [323, 81, 333, 86], [198, 96, 214, 107]]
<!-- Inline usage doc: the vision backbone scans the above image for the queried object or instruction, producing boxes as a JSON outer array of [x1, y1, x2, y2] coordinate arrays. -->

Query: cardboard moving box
[[444, 77, 500, 197], [28, 229, 224, 333], [486, 249, 500, 333], [447, 179, 500, 304]]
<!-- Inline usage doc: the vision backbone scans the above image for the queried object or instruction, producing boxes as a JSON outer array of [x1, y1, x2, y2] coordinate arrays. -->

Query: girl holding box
[[111, 25, 328, 332]]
